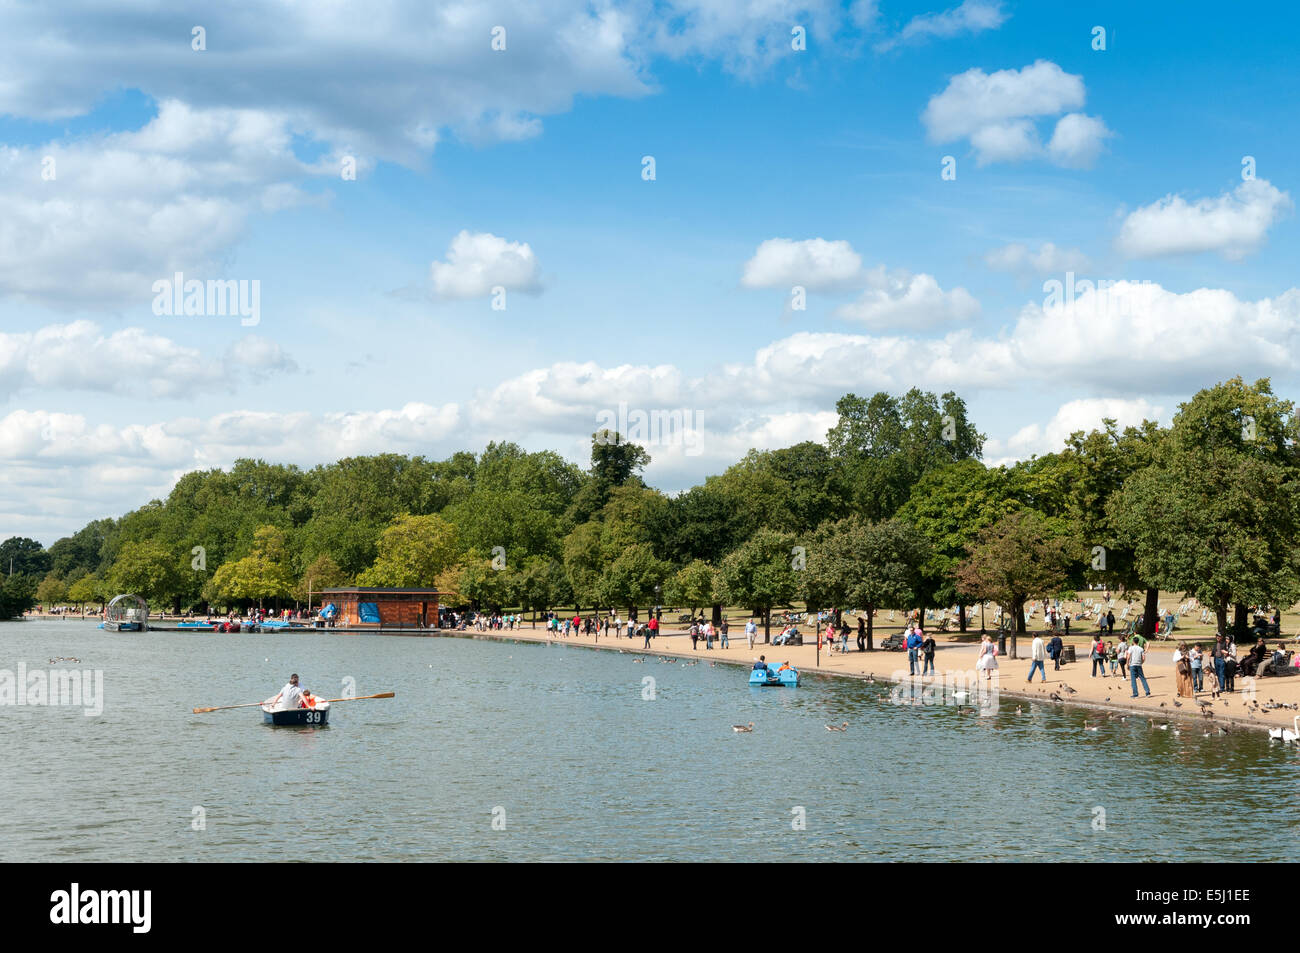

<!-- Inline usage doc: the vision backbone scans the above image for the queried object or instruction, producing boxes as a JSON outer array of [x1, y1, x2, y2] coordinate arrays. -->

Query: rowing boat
[[260, 701, 330, 726]]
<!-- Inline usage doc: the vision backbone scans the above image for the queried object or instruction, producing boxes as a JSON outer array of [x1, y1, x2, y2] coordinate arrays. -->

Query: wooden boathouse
[[318, 587, 440, 629]]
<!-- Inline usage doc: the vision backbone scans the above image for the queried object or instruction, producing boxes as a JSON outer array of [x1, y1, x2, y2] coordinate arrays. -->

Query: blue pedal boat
[[261, 702, 330, 726], [749, 665, 799, 687]]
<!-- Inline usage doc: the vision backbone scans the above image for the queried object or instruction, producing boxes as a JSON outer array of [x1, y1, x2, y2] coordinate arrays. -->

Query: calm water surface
[[2, 619, 1297, 862]]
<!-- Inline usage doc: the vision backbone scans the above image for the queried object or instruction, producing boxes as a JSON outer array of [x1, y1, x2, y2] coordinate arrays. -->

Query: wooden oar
[[192, 691, 393, 714], [192, 701, 271, 714], [316, 691, 395, 703]]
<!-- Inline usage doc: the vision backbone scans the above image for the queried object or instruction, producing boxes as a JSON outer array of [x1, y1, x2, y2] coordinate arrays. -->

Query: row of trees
[[5, 379, 1298, 656]]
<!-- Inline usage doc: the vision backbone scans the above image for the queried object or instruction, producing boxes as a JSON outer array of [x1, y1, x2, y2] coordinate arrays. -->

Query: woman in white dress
[[976, 633, 999, 680]]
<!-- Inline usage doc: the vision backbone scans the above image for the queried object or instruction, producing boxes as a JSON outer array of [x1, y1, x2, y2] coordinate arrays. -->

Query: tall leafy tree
[[955, 510, 1079, 657], [803, 516, 930, 650], [1111, 378, 1300, 636], [357, 514, 460, 588], [719, 528, 800, 642]]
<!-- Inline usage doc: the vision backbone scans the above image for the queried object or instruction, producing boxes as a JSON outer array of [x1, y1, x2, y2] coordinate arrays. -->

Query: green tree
[[719, 528, 801, 642], [357, 514, 460, 588], [0, 537, 50, 579], [0, 574, 36, 620], [36, 573, 68, 607], [109, 541, 184, 606], [210, 526, 297, 608], [955, 510, 1079, 658], [67, 574, 108, 611], [601, 543, 669, 619], [803, 517, 930, 650], [667, 559, 720, 616], [1110, 378, 1300, 637]]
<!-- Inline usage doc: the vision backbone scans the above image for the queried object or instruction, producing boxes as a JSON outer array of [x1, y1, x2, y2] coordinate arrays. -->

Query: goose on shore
[[732, 722, 754, 733]]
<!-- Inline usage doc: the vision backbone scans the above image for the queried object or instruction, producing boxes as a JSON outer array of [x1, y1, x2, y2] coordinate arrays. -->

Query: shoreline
[[439, 624, 1300, 735], [17, 614, 1300, 734]]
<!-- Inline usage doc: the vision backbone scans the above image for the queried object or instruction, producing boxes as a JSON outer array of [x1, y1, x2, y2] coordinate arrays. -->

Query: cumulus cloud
[[429, 231, 543, 299], [741, 238, 863, 290], [985, 397, 1165, 464], [922, 60, 1110, 167], [985, 241, 1091, 276], [0, 321, 298, 401], [12, 277, 1300, 541], [0, 101, 323, 308], [876, 0, 1008, 51], [1115, 178, 1293, 260], [1047, 112, 1113, 168], [0, 2, 865, 165], [834, 267, 979, 329]]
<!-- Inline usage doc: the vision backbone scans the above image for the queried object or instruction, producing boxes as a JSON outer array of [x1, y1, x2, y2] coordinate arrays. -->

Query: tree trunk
[[1215, 595, 1228, 636], [711, 603, 722, 626], [866, 607, 874, 651], [1143, 587, 1159, 638], [763, 607, 771, 643], [1233, 602, 1248, 643], [958, 603, 967, 633], [1012, 599, 1025, 659]]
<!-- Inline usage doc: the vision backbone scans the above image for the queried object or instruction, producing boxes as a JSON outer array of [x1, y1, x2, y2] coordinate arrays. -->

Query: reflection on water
[[1, 621, 1297, 861]]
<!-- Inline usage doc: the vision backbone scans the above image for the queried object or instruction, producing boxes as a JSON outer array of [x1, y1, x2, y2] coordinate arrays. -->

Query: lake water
[[2, 619, 1297, 862]]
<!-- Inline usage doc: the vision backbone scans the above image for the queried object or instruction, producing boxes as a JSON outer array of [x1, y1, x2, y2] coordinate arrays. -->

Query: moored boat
[[261, 701, 330, 726]]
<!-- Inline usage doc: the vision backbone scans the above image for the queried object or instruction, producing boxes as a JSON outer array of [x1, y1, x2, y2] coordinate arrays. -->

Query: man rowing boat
[[265, 673, 306, 710]]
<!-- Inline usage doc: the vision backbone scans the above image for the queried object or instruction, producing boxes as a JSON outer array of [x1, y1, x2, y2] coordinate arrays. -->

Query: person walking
[[976, 633, 999, 682], [719, 619, 730, 649], [857, 616, 867, 652], [1190, 643, 1204, 692], [1105, 609, 1115, 635], [1028, 633, 1047, 682], [1127, 639, 1151, 697], [746, 617, 757, 649], [922, 630, 936, 675], [704, 620, 715, 650], [905, 624, 922, 675], [1117, 636, 1129, 678], [1048, 631, 1064, 671], [1090, 634, 1108, 677]]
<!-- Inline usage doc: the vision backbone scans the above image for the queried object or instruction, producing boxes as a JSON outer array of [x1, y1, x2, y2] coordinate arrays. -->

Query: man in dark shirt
[[1048, 633, 1064, 670], [752, 655, 768, 672], [921, 633, 936, 675]]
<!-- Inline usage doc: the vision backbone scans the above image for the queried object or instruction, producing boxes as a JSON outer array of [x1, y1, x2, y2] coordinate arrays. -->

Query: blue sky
[[1, 0, 1297, 543]]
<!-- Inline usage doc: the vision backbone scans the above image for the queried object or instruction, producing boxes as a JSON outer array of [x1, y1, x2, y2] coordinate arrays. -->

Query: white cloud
[[1014, 280, 1300, 390], [877, 0, 1008, 51], [834, 267, 979, 329], [11, 278, 1300, 542], [968, 119, 1040, 165], [985, 397, 1165, 464], [1115, 178, 1293, 260], [429, 231, 544, 299], [985, 241, 1091, 275], [922, 60, 1110, 167], [741, 238, 863, 290], [0, 101, 321, 308], [1046, 112, 1112, 168], [0, 321, 298, 401]]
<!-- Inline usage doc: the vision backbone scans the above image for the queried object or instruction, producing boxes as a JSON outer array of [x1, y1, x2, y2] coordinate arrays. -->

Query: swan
[[1282, 716, 1300, 743]]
